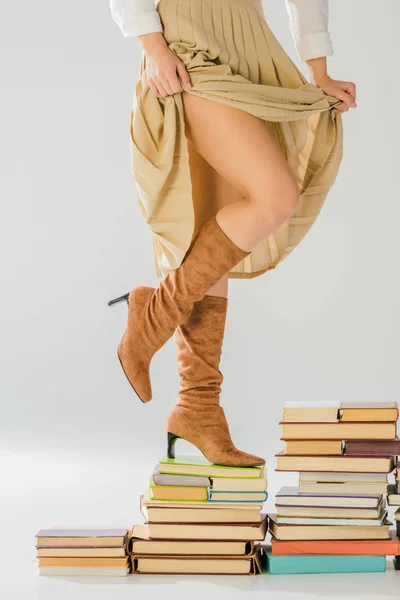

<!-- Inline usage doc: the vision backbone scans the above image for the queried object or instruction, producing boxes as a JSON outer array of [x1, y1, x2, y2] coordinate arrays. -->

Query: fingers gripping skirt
[[129, 0, 344, 279]]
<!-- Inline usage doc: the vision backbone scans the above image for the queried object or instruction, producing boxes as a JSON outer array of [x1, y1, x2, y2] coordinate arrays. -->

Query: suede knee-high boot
[[109, 216, 250, 403], [166, 295, 265, 466]]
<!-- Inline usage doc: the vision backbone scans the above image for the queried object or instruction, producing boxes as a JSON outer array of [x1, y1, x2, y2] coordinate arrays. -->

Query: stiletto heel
[[167, 432, 180, 459], [108, 293, 130, 307]]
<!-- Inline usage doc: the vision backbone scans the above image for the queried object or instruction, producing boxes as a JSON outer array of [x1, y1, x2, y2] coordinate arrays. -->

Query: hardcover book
[[281, 402, 340, 423], [129, 525, 255, 556], [141, 489, 263, 510], [275, 486, 383, 508], [157, 456, 264, 479], [273, 512, 387, 527], [152, 465, 211, 488], [344, 438, 400, 456], [149, 477, 209, 502], [284, 440, 343, 455], [268, 514, 391, 540], [209, 491, 268, 502], [280, 421, 396, 440], [270, 533, 400, 556], [140, 495, 263, 524], [211, 477, 267, 492], [35, 529, 129, 548], [276, 505, 385, 520], [36, 547, 127, 558], [266, 552, 386, 574], [276, 452, 394, 473], [298, 482, 389, 494], [340, 402, 398, 422], [38, 566, 130, 576], [131, 546, 264, 575], [144, 515, 268, 541]]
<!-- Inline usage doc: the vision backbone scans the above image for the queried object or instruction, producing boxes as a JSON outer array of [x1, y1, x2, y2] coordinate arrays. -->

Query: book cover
[[344, 439, 400, 456], [132, 545, 264, 575], [149, 477, 209, 502], [280, 421, 397, 440], [129, 525, 254, 556], [270, 533, 400, 556], [276, 452, 394, 473], [158, 455, 264, 479], [268, 514, 392, 540], [340, 402, 398, 422], [209, 491, 268, 502], [266, 552, 386, 574], [275, 486, 382, 508], [273, 511, 387, 527], [144, 515, 268, 541]]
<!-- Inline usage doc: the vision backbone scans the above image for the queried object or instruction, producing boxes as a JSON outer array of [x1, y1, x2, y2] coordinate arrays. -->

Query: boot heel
[[108, 293, 130, 307], [167, 432, 180, 459]]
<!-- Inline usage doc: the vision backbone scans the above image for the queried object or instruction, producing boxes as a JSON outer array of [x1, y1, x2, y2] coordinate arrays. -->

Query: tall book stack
[[129, 455, 268, 575], [35, 528, 130, 576], [266, 401, 400, 575]]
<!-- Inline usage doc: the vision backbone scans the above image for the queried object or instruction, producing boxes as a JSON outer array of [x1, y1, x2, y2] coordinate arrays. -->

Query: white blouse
[[110, 0, 333, 62]]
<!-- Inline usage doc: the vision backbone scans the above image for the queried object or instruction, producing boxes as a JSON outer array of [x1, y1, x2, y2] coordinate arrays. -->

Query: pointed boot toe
[[166, 404, 265, 468]]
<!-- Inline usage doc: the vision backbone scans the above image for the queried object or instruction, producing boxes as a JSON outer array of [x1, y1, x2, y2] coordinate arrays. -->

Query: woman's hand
[[314, 74, 357, 114], [139, 32, 192, 98], [306, 57, 356, 114]]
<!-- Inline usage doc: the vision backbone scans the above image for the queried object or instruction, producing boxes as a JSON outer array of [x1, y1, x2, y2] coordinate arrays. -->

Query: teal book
[[266, 553, 386, 574]]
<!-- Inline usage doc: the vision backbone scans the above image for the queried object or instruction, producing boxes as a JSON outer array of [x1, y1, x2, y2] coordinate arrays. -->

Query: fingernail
[[352, 102, 356, 107]]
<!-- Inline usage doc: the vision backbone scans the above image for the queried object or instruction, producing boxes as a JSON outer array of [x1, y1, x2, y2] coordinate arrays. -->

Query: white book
[[274, 512, 387, 527], [299, 472, 388, 483]]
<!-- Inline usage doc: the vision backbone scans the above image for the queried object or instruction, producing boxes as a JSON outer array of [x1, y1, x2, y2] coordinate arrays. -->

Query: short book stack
[[129, 455, 268, 575], [35, 528, 130, 576], [266, 401, 400, 575]]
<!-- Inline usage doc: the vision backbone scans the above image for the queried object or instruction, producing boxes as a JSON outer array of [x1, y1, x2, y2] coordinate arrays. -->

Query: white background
[[1, 1, 399, 598]]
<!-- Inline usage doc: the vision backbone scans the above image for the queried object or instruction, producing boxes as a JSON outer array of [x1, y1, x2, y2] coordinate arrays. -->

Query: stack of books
[[35, 528, 130, 576], [387, 456, 400, 569], [129, 455, 268, 574], [266, 401, 399, 575]]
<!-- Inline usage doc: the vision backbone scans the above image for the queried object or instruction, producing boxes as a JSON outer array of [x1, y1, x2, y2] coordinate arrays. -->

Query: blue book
[[266, 553, 386, 574], [209, 491, 268, 503]]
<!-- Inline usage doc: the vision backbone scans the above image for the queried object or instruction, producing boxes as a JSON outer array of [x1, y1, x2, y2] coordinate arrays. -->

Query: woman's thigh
[[187, 138, 243, 235], [181, 91, 296, 205]]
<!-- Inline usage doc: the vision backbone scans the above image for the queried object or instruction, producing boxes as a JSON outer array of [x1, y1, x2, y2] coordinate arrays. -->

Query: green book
[[266, 552, 386, 574], [158, 456, 265, 479]]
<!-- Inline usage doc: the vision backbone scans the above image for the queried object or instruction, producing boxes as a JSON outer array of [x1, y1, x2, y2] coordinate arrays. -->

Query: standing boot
[[166, 295, 265, 466], [108, 216, 249, 403]]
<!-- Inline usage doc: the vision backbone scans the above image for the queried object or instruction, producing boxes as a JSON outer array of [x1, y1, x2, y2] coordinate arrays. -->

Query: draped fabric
[[130, 0, 343, 278]]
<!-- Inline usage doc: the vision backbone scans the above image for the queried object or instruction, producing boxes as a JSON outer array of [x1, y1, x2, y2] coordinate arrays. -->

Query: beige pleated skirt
[[130, 0, 343, 279]]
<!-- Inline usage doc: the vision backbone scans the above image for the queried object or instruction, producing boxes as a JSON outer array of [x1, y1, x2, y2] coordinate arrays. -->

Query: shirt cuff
[[296, 31, 334, 62], [120, 11, 163, 37]]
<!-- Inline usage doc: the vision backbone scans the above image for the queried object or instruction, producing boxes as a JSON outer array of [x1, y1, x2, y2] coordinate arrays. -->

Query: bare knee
[[248, 175, 300, 231]]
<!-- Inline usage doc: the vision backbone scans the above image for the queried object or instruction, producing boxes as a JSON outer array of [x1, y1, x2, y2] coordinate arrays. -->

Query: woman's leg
[[186, 136, 242, 299], [115, 93, 299, 411], [181, 91, 300, 253]]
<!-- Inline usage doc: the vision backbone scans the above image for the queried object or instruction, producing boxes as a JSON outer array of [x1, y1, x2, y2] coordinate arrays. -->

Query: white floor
[[2, 448, 400, 600]]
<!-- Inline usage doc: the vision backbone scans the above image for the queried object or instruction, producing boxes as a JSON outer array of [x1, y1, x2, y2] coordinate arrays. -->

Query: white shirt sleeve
[[110, 0, 163, 37], [285, 0, 333, 62]]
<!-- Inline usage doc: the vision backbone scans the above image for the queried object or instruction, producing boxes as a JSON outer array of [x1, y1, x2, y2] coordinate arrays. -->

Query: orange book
[[270, 533, 400, 556]]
